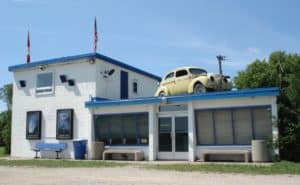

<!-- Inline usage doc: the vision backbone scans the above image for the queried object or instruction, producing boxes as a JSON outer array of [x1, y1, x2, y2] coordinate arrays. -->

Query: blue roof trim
[[8, 52, 161, 81], [85, 87, 279, 108]]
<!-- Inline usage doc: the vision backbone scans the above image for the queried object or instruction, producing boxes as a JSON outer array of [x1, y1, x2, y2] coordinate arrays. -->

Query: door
[[120, 71, 128, 99], [174, 69, 190, 94], [158, 116, 188, 160]]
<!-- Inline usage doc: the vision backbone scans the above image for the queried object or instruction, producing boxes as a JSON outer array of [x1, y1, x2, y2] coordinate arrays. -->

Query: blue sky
[[1, 0, 300, 111]]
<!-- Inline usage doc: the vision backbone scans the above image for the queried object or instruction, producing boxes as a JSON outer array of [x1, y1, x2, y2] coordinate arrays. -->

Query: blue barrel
[[73, 139, 87, 159]]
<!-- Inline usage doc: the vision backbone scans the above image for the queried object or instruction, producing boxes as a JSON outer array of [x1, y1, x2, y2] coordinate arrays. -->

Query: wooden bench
[[102, 149, 144, 161], [202, 150, 251, 162], [32, 142, 67, 159]]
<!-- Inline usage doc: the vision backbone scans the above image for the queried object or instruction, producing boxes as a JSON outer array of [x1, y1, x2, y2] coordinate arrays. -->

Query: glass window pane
[[195, 111, 214, 145], [123, 114, 137, 145], [233, 109, 252, 145], [175, 117, 188, 152], [37, 73, 53, 88], [109, 115, 123, 145], [253, 107, 272, 140], [137, 113, 148, 144], [175, 117, 188, 132], [215, 110, 233, 144], [95, 116, 110, 145], [159, 118, 172, 151]]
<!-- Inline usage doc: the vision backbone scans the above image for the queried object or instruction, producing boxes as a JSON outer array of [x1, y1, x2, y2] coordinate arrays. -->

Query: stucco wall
[[95, 59, 159, 99], [11, 60, 96, 158]]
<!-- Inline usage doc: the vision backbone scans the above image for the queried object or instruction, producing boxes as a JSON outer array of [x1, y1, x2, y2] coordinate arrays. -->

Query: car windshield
[[189, 68, 207, 75]]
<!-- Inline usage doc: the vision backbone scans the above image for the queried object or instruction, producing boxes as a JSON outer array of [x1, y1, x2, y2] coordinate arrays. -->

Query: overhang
[[85, 87, 279, 108]]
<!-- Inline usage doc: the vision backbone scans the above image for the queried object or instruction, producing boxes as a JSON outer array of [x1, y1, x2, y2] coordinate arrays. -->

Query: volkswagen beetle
[[155, 66, 232, 96]]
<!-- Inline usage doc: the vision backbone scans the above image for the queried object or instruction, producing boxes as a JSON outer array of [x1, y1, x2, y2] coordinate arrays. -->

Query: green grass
[[0, 147, 8, 157], [0, 158, 299, 175], [0, 159, 127, 168], [145, 161, 300, 175]]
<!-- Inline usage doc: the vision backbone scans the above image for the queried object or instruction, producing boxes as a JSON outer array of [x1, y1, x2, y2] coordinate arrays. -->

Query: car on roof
[[155, 66, 232, 96]]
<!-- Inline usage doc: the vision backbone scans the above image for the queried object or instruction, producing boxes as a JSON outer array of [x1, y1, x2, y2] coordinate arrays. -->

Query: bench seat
[[202, 149, 251, 162], [32, 142, 67, 159], [102, 149, 144, 161]]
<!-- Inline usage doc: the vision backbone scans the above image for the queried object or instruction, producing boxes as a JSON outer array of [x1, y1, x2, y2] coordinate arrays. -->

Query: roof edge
[[8, 52, 161, 81]]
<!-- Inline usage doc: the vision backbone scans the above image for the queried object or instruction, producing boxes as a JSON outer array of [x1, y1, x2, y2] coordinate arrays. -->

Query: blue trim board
[[85, 87, 279, 108], [8, 52, 162, 81]]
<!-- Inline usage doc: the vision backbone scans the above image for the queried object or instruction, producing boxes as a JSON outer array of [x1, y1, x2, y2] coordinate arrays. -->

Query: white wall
[[95, 59, 159, 99], [11, 57, 160, 159], [11, 60, 96, 158]]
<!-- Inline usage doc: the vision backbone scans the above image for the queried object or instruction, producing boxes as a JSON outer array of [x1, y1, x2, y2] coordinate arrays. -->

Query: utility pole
[[216, 55, 226, 75]]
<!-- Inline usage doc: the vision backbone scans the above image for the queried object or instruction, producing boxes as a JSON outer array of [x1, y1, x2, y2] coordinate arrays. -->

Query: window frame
[[35, 72, 54, 95], [132, 80, 138, 94], [175, 69, 188, 78], [94, 112, 149, 146], [194, 105, 272, 146], [164, 72, 174, 80]]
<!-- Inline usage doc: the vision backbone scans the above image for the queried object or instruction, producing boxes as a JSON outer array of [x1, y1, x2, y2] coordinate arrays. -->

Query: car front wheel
[[193, 83, 206, 94]]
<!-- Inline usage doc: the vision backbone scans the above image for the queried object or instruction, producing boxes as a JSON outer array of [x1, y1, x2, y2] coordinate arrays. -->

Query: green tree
[[0, 84, 13, 153], [235, 51, 300, 161]]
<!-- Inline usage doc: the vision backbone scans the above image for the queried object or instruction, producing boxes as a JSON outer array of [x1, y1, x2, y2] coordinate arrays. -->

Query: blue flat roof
[[8, 52, 161, 81], [85, 87, 279, 108]]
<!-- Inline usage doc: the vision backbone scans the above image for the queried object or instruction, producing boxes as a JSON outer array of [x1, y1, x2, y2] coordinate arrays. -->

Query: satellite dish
[[108, 69, 115, 76]]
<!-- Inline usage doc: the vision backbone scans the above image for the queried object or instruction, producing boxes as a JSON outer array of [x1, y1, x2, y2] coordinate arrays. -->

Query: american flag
[[94, 17, 98, 52], [26, 31, 30, 63]]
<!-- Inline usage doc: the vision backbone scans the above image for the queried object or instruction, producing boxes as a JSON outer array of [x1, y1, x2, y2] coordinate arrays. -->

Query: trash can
[[252, 140, 269, 162], [90, 141, 104, 160], [73, 139, 87, 160]]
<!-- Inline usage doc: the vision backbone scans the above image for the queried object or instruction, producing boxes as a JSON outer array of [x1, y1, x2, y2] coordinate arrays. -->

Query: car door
[[174, 69, 190, 94], [162, 72, 175, 95]]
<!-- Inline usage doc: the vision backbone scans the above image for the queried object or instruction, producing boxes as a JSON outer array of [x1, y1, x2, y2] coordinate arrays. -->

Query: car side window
[[176, 70, 188, 77], [165, 72, 174, 80]]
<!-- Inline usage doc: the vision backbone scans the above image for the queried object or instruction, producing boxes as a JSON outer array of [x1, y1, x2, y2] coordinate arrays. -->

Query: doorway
[[157, 115, 189, 160]]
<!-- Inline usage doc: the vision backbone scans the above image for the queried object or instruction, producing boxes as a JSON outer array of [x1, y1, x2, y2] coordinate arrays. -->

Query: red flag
[[26, 31, 30, 63], [94, 17, 98, 52]]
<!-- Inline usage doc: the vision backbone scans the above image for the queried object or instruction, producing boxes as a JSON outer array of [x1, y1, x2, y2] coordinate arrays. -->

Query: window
[[176, 70, 188, 77], [133, 81, 138, 93], [164, 72, 174, 80], [36, 72, 53, 94], [195, 106, 272, 145], [189, 68, 207, 75], [94, 113, 148, 145], [26, 111, 42, 140]]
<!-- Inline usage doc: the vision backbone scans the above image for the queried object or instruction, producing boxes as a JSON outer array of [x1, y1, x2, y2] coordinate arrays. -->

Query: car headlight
[[210, 76, 215, 81]]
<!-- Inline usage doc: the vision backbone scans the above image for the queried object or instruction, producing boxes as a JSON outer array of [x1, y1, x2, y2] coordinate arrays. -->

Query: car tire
[[159, 91, 166, 96], [193, 83, 206, 94]]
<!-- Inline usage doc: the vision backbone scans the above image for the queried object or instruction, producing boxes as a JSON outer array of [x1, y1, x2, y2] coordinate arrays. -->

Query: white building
[[9, 52, 279, 161]]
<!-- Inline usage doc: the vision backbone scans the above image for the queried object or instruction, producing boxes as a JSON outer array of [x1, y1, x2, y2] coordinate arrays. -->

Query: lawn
[[0, 147, 8, 157], [146, 161, 300, 175], [0, 158, 299, 174], [0, 159, 127, 168]]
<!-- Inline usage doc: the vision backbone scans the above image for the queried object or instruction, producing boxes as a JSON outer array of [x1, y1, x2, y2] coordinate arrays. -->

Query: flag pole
[[26, 30, 31, 63], [94, 17, 98, 53]]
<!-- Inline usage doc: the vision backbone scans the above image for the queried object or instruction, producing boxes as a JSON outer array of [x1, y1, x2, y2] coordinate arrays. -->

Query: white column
[[148, 105, 157, 161], [188, 102, 196, 162], [271, 97, 279, 158], [87, 109, 94, 160]]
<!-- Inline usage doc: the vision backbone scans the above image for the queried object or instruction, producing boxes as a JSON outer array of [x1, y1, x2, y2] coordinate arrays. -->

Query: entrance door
[[120, 71, 128, 99], [158, 116, 188, 160]]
